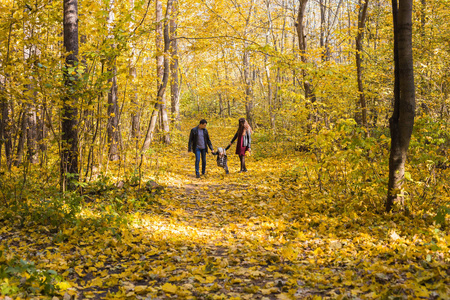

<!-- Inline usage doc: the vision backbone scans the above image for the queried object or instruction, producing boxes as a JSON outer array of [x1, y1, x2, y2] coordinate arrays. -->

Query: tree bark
[[296, 0, 308, 66], [170, 0, 180, 129], [141, 0, 173, 152], [0, 90, 12, 170], [107, 0, 120, 161], [14, 108, 27, 166], [320, 0, 326, 61], [130, 66, 140, 141], [62, 0, 80, 191], [355, 0, 369, 127], [157, 0, 171, 144], [243, 0, 255, 128], [23, 13, 39, 164], [26, 103, 38, 163], [243, 47, 254, 128], [386, 0, 416, 212], [129, 0, 140, 150], [296, 0, 317, 131], [264, 0, 276, 131]]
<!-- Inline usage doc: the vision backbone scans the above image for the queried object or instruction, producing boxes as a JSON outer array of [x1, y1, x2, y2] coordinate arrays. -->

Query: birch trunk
[[107, 0, 120, 161]]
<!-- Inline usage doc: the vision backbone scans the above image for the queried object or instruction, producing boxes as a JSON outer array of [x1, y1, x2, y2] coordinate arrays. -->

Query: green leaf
[[404, 172, 412, 181]]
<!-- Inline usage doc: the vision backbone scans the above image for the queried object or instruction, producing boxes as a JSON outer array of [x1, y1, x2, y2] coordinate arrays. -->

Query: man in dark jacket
[[188, 119, 214, 178]]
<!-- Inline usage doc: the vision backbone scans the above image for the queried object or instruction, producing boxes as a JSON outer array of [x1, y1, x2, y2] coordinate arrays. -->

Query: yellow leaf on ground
[[276, 293, 293, 300], [134, 285, 147, 294], [313, 247, 324, 256], [161, 282, 178, 294], [261, 287, 278, 295]]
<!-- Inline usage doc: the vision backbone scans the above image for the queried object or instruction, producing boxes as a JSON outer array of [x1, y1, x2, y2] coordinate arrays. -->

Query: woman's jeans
[[195, 148, 207, 175]]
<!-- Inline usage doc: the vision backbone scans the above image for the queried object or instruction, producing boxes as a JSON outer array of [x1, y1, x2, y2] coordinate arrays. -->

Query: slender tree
[[0, 84, 12, 170], [142, 0, 173, 152], [386, 0, 416, 212], [159, 0, 171, 144], [106, 0, 120, 161], [242, 0, 256, 128], [61, 0, 80, 191], [129, 0, 141, 148], [264, 0, 276, 131], [170, 0, 180, 129], [296, 0, 317, 130], [355, 0, 369, 127]]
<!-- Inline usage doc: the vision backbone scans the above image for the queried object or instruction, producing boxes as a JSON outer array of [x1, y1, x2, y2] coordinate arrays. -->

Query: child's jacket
[[216, 154, 228, 168]]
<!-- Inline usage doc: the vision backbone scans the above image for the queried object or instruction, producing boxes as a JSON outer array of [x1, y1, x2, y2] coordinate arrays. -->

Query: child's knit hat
[[217, 147, 226, 155]]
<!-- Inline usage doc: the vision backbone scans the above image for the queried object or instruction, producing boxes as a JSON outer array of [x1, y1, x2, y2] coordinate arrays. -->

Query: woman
[[227, 118, 252, 172]]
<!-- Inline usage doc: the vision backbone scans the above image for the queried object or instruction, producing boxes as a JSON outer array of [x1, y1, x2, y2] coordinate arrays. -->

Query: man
[[188, 119, 214, 178]]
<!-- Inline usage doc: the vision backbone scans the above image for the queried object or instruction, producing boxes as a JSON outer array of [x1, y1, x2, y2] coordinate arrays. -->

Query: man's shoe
[[196, 174, 200, 178], [226, 171, 229, 174]]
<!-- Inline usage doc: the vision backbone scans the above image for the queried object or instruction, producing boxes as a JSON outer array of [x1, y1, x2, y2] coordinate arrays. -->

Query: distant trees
[[0, 0, 447, 210]]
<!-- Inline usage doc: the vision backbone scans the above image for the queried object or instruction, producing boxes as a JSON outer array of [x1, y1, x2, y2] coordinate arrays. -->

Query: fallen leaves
[[0, 127, 449, 299]]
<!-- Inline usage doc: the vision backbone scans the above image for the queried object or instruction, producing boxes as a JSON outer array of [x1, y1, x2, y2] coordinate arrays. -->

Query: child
[[212, 147, 229, 174]]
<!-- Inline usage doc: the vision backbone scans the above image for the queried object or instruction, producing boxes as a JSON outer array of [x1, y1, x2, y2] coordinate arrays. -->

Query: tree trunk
[[157, 0, 171, 144], [14, 108, 27, 166], [170, 0, 180, 129], [26, 103, 38, 163], [62, 0, 80, 191], [0, 91, 12, 170], [320, 0, 326, 61], [37, 105, 47, 162], [107, 0, 120, 161], [296, 0, 308, 66], [296, 0, 317, 131], [161, 0, 172, 144], [243, 47, 254, 128], [129, 0, 140, 151], [130, 66, 140, 141], [217, 68, 224, 117], [223, 56, 231, 117], [107, 62, 120, 161], [386, 0, 415, 212], [264, 0, 276, 131], [355, 0, 369, 127], [23, 15, 39, 164], [141, 0, 173, 152]]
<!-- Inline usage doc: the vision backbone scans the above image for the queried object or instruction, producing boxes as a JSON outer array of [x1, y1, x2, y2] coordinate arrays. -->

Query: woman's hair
[[237, 118, 252, 136]]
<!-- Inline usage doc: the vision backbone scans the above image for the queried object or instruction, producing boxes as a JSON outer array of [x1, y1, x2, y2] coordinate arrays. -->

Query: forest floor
[[0, 121, 449, 300]]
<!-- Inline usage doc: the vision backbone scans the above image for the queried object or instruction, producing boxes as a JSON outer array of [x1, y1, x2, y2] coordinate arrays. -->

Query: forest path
[[1, 123, 448, 300]]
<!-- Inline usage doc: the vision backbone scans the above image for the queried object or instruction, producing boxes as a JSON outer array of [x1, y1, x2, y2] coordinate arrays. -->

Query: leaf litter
[[0, 125, 449, 300]]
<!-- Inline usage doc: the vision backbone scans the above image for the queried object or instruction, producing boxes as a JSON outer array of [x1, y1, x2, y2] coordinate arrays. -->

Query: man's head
[[199, 119, 207, 129]]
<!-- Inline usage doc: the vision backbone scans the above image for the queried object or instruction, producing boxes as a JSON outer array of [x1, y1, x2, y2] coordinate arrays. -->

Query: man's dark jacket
[[188, 126, 213, 153]]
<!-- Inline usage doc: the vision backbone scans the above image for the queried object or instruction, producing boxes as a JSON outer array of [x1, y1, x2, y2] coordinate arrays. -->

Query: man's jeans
[[195, 148, 207, 175]]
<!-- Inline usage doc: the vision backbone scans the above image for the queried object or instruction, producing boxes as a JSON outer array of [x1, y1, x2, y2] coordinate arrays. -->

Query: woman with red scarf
[[226, 118, 252, 172]]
